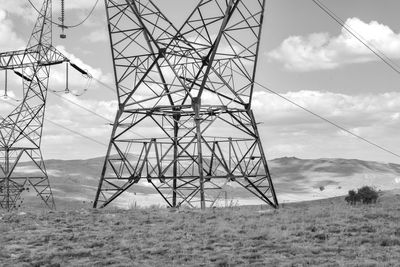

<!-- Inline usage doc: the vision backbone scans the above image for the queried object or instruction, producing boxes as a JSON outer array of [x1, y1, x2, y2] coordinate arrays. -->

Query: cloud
[[57, 94, 117, 121], [253, 90, 400, 128], [28, 87, 400, 163], [48, 45, 112, 95], [82, 28, 109, 43], [0, 9, 25, 50], [56, 46, 110, 82], [267, 18, 400, 71], [251, 90, 400, 161], [0, 93, 16, 118], [41, 95, 117, 159], [0, 1, 113, 160], [0, 0, 37, 22]]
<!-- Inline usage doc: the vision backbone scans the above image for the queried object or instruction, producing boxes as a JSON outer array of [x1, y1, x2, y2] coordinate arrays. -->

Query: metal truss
[[0, 0, 69, 211], [94, 0, 278, 209]]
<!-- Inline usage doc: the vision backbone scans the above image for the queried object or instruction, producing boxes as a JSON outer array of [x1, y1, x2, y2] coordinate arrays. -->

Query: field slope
[[1, 190, 400, 266]]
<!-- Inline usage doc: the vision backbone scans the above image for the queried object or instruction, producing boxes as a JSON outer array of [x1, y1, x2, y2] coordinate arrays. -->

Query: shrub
[[345, 186, 379, 205], [345, 190, 359, 205], [357, 186, 379, 204]]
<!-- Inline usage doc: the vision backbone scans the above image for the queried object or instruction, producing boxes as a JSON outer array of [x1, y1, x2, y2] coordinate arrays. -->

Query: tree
[[345, 190, 359, 205], [357, 186, 379, 204], [345, 186, 378, 205]]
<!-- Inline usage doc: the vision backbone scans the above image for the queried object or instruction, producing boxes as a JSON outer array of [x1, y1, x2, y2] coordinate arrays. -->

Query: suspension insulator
[[60, 0, 66, 39], [13, 70, 32, 82], [70, 62, 89, 76]]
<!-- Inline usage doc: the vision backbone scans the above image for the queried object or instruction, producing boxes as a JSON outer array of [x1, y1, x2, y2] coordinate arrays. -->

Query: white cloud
[[0, 0, 37, 22], [0, 7, 25, 116], [268, 17, 400, 71], [47, 46, 112, 95], [32, 88, 400, 162], [41, 95, 117, 159], [82, 28, 109, 43], [56, 46, 107, 81], [0, 1, 113, 160], [59, 94, 117, 121], [0, 94, 15, 118], [253, 90, 400, 127], [0, 9, 25, 50], [251, 90, 400, 162]]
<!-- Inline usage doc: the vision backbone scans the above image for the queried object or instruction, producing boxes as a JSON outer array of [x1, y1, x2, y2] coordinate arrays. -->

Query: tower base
[[94, 106, 278, 209], [0, 148, 55, 211]]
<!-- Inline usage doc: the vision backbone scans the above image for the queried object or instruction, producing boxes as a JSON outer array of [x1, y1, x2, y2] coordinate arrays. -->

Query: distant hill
[[269, 157, 400, 203], [15, 156, 400, 210]]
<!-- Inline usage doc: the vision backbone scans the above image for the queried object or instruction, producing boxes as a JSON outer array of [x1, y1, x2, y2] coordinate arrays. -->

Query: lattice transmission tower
[[94, 0, 278, 209], [0, 0, 71, 211]]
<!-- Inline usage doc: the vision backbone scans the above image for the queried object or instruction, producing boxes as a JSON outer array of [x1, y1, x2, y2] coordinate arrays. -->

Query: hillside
[[15, 156, 400, 210], [1, 191, 400, 266], [270, 157, 400, 202]]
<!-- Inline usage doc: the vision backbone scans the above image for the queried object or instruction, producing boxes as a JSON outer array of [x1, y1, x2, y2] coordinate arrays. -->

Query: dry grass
[[1, 193, 400, 266]]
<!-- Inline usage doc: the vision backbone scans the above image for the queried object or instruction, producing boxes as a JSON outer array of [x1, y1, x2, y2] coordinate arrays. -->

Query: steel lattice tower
[[0, 0, 69, 211], [94, 0, 278, 209]]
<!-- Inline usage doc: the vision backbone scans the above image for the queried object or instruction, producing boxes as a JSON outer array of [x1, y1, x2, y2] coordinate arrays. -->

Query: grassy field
[[1, 192, 400, 266]]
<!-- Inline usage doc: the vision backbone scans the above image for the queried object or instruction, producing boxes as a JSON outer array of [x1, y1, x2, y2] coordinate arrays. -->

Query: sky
[[0, 0, 399, 164]]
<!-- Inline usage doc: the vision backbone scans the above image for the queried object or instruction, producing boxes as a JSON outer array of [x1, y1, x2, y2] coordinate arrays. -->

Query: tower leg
[[249, 110, 279, 207], [0, 148, 54, 211], [194, 98, 206, 210], [172, 114, 179, 207]]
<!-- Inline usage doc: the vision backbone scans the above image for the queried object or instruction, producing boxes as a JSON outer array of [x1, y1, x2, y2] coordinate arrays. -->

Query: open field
[[1, 191, 400, 266]]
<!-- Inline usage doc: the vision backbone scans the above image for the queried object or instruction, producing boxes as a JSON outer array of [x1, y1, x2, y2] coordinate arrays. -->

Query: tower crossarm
[[0, 46, 68, 70]]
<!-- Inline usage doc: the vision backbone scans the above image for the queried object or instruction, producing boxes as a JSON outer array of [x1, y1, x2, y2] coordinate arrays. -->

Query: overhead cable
[[27, 0, 100, 29], [311, 0, 400, 75], [253, 79, 400, 159], [225, 67, 400, 159], [0, 99, 108, 147]]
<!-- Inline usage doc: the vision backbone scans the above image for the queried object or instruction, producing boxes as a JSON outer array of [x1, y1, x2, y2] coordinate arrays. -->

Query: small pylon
[[0, 0, 72, 211]]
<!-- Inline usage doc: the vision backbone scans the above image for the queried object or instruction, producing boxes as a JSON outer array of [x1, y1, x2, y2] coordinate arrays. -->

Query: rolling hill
[[15, 156, 400, 210]]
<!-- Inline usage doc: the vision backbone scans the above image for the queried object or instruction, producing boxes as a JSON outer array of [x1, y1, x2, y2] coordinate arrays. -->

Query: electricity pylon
[[0, 0, 68, 211], [94, 0, 278, 209]]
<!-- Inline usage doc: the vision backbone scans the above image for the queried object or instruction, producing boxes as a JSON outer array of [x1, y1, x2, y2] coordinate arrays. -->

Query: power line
[[27, 0, 100, 29], [48, 90, 149, 139], [49, 91, 113, 123], [311, 0, 400, 75], [60, 69, 400, 160], [0, 99, 108, 147], [11, 1, 400, 160], [50, 90, 146, 139], [91, 76, 116, 93], [63, 0, 100, 28], [312, 0, 400, 69], [1, 67, 146, 141], [45, 118, 108, 147], [225, 66, 400, 159], [252, 79, 400, 159]]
